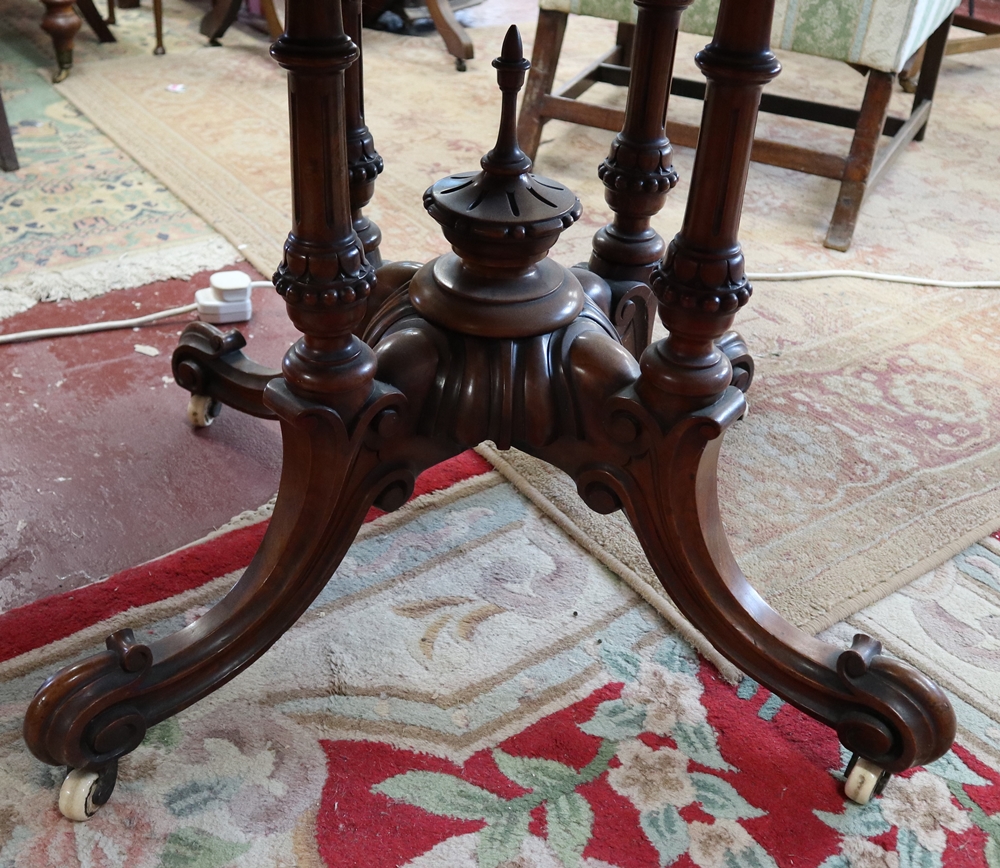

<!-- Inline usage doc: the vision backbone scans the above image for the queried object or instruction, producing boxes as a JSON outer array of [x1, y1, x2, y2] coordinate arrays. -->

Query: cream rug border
[[54, 65, 286, 278], [479, 443, 1000, 640]]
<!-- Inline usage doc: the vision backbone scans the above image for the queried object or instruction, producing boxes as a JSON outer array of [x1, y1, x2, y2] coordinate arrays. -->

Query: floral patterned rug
[[1, 452, 998, 867], [0, 0, 240, 318]]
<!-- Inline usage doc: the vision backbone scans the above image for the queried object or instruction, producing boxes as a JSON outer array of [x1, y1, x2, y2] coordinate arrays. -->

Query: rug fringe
[[0, 236, 241, 318]]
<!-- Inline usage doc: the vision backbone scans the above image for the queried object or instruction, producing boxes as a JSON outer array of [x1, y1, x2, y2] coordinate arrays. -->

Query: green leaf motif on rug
[[725, 844, 780, 868], [578, 700, 647, 740], [373, 771, 506, 822], [546, 792, 594, 868], [652, 637, 700, 676], [165, 777, 243, 818], [146, 717, 183, 751], [671, 722, 733, 771], [985, 834, 1000, 868], [373, 741, 617, 867], [158, 829, 250, 868], [599, 645, 643, 682], [491, 750, 581, 797], [691, 773, 765, 820], [640, 804, 689, 867], [476, 808, 531, 868], [814, 804, 893, 838], [896, 828, 942, 868], [925, 751, 991, 786]]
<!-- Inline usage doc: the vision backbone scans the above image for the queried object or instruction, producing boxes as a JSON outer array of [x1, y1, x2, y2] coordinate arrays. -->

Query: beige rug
[[53, 18, 1000, 633]]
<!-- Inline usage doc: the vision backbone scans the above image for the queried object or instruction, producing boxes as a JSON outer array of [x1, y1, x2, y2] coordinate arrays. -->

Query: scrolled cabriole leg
[[24, 0, 422, 821], [556, 386, 955, 792], [172, 322, 281, 425], [23, 382, 411, 797], [584, 0, 954, 796]]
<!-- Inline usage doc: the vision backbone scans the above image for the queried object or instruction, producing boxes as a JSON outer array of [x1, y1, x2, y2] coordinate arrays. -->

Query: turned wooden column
[[589, 0, 692, 284], [270, 0, 377, 418], [343, 0, 384, 268], [640, 0, 779, 417]]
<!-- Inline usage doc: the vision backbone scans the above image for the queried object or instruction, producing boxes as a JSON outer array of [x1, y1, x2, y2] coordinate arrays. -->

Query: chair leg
[[200, 0, 243, 44], [153, 0, 164, 54], [517, 9, 568, 161], [0, 89, 18, 173], [425, 0, 474, 70], [261, 0, 284, 38], [40, 0, 82, 82], [824, 70, 893, 251], [912, 13, 952, 142], [75, 0, 116, 42]]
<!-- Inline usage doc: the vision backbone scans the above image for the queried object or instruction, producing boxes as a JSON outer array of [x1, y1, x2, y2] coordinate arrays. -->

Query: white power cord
[[747, 269, 1000, 289], [0, 303, 199, 345], [0, 272, 272, 347], [0, 268, 996, 348]]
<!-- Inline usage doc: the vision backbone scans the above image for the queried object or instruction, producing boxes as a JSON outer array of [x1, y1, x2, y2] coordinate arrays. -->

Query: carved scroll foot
[[564, 386, 955, 794], [23, 379, 410, 817], [171, 321, 281, 425]]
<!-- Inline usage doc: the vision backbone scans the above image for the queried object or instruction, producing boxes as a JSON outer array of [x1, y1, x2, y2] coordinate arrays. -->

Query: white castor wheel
[[844, 754, 891, 805], [187, 394, 221, 428], [58, 761, 118, 821]]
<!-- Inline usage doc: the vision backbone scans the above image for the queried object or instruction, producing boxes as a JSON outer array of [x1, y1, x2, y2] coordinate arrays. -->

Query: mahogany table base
[[24, 0, 955, 822]]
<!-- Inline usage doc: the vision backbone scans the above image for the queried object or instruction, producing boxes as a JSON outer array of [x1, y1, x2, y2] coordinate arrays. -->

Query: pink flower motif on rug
[[316, 647, 1000, 868]]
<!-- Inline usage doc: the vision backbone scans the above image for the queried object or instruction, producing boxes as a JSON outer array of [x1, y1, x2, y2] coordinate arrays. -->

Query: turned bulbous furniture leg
[[40, 0, 81, 82], [26, 0, 955, 824]]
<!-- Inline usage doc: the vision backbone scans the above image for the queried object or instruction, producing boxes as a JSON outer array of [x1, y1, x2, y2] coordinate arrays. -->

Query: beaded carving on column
[[643, 2, 779, 416], [270, 2, 377, 417], [589, 0, 694, 359]]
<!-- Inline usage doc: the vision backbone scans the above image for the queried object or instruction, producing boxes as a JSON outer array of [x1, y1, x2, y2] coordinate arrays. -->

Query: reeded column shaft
[[639, 0, 779, 417], [270, 0, 377, 417], [589, 0, 693, 283]]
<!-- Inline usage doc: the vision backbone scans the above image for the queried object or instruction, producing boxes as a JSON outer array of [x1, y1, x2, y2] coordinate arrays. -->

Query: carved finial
[[483, 25, 532, 177], [421, 27, 579, 253]]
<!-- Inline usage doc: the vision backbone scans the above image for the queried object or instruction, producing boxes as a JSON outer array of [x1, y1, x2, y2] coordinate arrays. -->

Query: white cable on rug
[[0, 303, 199, 345], [0, 277, 273, 346], [747, 269, 1000, 288], [1, 271, 997, 347]]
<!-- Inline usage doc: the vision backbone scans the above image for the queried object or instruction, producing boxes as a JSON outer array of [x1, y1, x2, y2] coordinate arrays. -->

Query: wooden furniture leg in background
[[25, 0, 956, 825], [0, 88, 18, 173], [425, 0, 474, 70], [949, 10, 1000, 53], [39, 0, 116, 81]]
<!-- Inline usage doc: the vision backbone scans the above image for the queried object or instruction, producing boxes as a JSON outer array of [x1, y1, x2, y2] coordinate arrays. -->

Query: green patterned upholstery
[[537, 0, 961, 71]]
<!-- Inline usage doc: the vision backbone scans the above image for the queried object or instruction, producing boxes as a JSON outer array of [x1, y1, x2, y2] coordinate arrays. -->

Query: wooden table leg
[[39, 0, 81, 82], [24, 0, 957, 824], [425, 0, 473, 70], [39, 0, 116, 82], [200, 0, 244, 44], [0, 88, 19, 172]]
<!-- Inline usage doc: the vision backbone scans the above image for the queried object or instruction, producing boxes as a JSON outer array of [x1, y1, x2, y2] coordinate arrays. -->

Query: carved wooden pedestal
[[25, 0, 955, 822]]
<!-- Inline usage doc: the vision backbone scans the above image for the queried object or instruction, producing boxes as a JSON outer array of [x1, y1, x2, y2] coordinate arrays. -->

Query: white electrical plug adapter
[[195, 271, 253, 324]]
